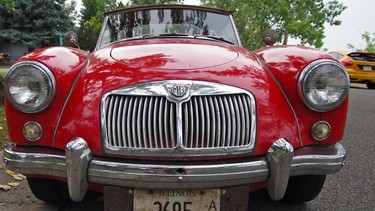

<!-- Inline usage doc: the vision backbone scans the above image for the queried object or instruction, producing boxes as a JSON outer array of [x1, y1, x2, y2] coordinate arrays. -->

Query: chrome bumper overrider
[[3, 138, 346, 202]]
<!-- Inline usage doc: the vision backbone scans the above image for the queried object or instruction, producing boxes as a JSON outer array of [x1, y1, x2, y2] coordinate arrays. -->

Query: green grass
[[0, 106, 9, 150]]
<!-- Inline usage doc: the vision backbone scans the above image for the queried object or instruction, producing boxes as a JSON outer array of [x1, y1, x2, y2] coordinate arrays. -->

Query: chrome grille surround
[[101, 80, 256, 157]]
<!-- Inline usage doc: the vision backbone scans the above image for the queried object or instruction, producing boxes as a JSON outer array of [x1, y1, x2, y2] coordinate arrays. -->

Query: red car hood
[[110, 39, 239, 69], [53, 39, 300, 156]]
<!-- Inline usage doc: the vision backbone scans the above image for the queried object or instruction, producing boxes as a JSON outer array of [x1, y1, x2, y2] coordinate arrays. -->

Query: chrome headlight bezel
[[298, 59, 350, 112], [4, 61, 56, 113]]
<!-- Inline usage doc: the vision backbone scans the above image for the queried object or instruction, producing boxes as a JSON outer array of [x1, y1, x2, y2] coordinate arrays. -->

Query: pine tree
[[0, 0, 74, 50]]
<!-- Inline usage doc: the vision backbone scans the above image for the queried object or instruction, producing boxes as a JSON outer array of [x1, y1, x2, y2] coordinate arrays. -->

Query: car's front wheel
[[27, 177, 70, 203], [366, 82, 375, 89], [281, 175, 326, 203]]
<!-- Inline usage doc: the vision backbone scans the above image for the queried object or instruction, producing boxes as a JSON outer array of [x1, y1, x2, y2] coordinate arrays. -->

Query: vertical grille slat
[[218, 96, 227, 147], [182, 103, 188, 147], [136, 97, 144, 148], [121, 97, 129, 147], [163, 99, 170, 148], [142, 97, 149, 148], [103, 86, 254, 155], [115, 96, 124, 147], [147, 97, 155, 148], [208, 97, 216, 147], [234, 96, 245, 145], [213, 97, 221, 147], [227, 96, 235, 147], [126, 97, 133, 147], [198, 97, 205, 148], [193, 98, 199, 148], [203, 97, 211, 148], [188, 101, 194, 148], [107, 95, 116, 146], [169, 101, 176, 147], [153, 97, 160, 148], [131, 97, 139, 148], [157, 98, 165, 148], [243, 95, 251, 146]]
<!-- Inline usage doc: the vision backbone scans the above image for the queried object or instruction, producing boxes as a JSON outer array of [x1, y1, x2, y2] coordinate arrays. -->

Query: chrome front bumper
[[3, 138, 346, 202]]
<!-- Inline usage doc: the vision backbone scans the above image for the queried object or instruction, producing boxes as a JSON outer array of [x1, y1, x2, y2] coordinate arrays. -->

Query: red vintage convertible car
[[3, 4, 348, 210]]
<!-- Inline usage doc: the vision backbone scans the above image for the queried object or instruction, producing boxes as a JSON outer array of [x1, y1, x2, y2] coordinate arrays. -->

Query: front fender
[[5, 47, 89, 147], [254, 45, 348, 146]]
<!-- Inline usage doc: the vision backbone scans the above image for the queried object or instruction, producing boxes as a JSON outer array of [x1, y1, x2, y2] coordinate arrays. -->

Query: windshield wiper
[[194, 35, 234, 45]]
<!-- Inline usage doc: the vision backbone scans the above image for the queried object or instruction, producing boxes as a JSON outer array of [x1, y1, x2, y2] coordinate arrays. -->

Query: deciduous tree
[[78, 0, 125, 51], [347, 31, 375, 53], [201, 0, 346, 50]]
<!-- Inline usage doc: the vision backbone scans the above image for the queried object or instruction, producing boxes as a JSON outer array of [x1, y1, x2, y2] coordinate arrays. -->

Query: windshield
[[97, 7, 240, 48]]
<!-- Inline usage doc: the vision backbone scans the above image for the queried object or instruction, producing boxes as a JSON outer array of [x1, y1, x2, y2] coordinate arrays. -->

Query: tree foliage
[[0, 0, 74, 50], [78, 0, 125, 51], [63, 0, 80, 26], [347, 31, 375, 53], [201, 0, 346, 50], [0, 0, 347, 52]]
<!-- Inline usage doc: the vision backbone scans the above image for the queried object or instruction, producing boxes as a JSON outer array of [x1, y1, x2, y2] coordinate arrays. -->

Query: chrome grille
[[105, 95, 177, 148], [102, 80, 256, 157], [182, 95, 252, 148]]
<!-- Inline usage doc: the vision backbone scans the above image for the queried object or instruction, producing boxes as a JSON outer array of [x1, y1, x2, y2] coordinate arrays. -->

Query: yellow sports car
[[329, 51, 375, 89]]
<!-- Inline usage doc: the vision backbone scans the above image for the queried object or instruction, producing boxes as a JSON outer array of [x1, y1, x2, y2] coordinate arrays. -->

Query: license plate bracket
[[133, 188, 221, 211]]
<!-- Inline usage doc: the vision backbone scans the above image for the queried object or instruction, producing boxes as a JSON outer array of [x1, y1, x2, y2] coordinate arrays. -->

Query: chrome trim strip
[[95, 15, 109, 50], [230, 14, 242, 47], [3, 142, 345, 193], [101, 80, 257, 157], [52, 60, 88, 147]]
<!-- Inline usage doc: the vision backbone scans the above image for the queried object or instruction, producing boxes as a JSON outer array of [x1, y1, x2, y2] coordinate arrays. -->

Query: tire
[[27, 177, 70, 204], [281, 175, 326, 203], [366, 83, 375, 89]]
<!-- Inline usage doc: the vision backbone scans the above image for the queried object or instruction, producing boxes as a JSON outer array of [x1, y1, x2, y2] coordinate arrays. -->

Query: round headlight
[[298, 59, 349, 112], [4, 61, 56, 113]]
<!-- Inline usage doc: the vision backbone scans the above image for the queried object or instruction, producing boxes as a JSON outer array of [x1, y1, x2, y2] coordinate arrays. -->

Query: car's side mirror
[[262, 29, 278, 46], [64, 31, 80, 49]]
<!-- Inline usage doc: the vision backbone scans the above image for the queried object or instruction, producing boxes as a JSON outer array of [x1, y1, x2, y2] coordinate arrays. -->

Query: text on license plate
[[134, 188, 221, 211], [363, 66, 372, 71]]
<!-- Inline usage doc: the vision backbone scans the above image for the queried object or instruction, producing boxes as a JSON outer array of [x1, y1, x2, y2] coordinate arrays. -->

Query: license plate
[[134, 188, 221, 211], [363, 66, 372, 71]]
